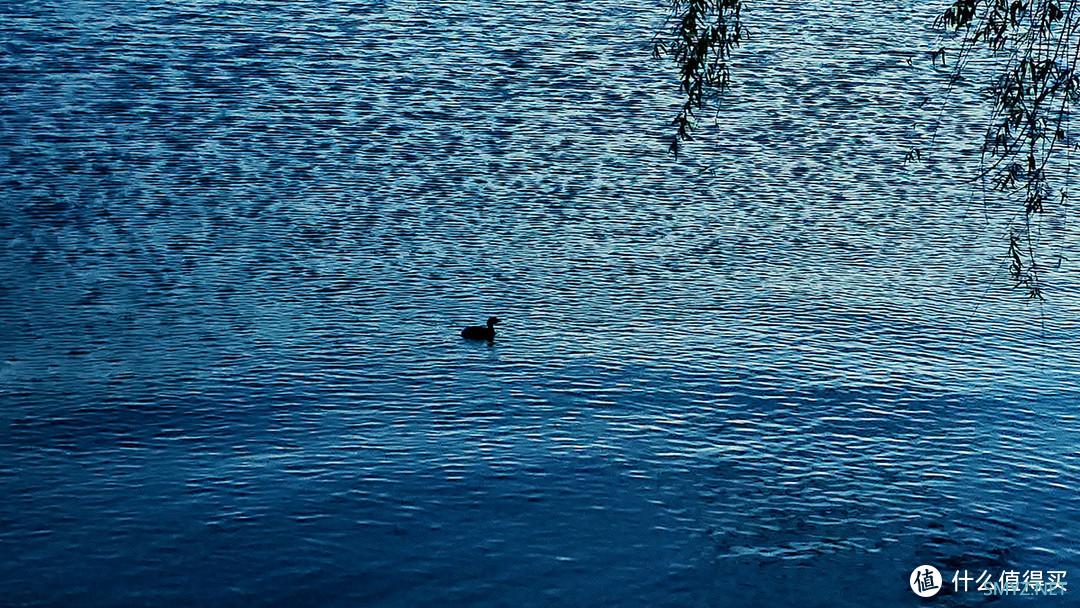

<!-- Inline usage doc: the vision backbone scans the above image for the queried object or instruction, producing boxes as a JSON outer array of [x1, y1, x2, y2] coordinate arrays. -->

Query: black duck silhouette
[[461, 316, 500, 341]]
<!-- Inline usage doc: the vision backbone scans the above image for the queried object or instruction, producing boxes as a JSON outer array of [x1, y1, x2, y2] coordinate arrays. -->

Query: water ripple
[[2, 0, 1079, 606]]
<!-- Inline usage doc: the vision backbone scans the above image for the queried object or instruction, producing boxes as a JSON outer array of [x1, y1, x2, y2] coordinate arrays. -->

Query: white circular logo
[[910, 564, 943, 598]]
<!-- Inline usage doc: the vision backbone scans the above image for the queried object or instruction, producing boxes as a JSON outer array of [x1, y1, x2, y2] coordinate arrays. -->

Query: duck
[[461, 316, 500, 341]]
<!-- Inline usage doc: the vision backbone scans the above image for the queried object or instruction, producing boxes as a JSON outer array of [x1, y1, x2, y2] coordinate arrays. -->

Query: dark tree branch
[[653, 0, 1079, 298], [653, 0, 745, 157]]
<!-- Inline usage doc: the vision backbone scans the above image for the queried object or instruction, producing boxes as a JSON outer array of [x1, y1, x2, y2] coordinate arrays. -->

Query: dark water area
[[2, 0, 1079, 606]]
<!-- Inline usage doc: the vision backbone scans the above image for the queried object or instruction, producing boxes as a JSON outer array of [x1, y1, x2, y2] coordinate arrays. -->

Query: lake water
[[2, 0, 1079, 606]]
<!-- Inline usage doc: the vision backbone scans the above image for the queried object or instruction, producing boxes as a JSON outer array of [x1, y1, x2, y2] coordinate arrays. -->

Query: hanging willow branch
[[936, 0, 1080, 299], [652, 0, 745, 157], [654, 0, 1076, 298]]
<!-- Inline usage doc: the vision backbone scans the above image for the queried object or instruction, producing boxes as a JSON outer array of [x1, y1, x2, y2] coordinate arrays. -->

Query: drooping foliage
[[936, 0, 1080, 299], [655, 0, 1080, 298], [652, 0, 745, 157]]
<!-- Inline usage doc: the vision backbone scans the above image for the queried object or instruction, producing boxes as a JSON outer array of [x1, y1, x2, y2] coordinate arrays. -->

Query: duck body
[[461, 316, 500, 341]]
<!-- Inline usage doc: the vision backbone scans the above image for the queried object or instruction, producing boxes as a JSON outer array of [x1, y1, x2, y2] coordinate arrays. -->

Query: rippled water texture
[[2, 0, 1079, 606]]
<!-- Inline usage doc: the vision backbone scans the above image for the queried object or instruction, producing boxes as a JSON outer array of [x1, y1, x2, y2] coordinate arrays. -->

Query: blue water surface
[[2, 0, 1079, 606]]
